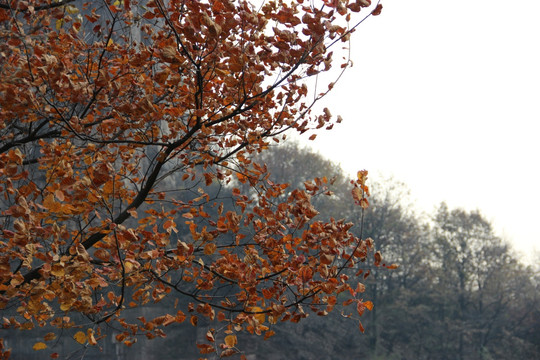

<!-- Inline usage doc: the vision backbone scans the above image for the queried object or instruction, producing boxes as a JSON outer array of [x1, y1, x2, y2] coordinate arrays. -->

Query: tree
[[428, 204, 537, 360], [0, 0, 384, 357]]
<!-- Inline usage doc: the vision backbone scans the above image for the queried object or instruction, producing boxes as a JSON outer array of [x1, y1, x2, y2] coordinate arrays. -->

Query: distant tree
[[428, 204, 538, 360], [0, 0, 384, 358]]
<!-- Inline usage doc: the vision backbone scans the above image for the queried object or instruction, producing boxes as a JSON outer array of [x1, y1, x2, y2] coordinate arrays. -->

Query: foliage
[[248, 141, 352, 217], [0, 0, 385, 357]]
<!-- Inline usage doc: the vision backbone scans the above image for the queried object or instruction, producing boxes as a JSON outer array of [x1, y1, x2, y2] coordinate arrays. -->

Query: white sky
[[300, 0, 540, 263]]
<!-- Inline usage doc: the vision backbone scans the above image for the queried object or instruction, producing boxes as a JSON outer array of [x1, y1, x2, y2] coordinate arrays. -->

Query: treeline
[[3, 142, 538, 360], [241, 142, 540, 360]]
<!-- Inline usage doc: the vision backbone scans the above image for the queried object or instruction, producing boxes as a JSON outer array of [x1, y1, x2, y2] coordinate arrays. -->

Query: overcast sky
[[300, 0, 540, 262]]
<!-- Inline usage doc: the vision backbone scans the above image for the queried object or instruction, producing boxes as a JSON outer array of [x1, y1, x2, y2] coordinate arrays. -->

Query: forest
[[1, 1, 538, 359]]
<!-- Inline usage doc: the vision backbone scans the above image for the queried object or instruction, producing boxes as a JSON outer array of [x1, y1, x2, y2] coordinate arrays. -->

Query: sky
[[299, 0, 540, 263]]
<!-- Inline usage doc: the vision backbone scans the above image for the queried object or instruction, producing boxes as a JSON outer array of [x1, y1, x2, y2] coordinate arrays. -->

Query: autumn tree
[[0, 0, 385, 358]]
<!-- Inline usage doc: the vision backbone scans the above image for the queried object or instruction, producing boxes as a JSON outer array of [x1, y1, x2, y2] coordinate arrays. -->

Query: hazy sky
[[301, 0, 540, 262]]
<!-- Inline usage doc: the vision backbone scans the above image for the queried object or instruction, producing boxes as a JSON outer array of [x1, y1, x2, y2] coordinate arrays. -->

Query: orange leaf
[[299, 266, 313, 282], [248, 306, 265, 323], [224, 334, 237, 348], [236, 172, 247, 184], [43, 194, 61, 212], [204, 173, 214, 186], [33, 342, 47, 351], [356, 282, 366, 294], [264, 330, 275, 340], [217, 311, 226, 322], [163, 219, 177, 233], [261, 288, 274, 299], [357, 170, 368, 183], [364, 301, 374, 311], [204, 243, 216, 255], [44, 332, 56, 341], [73, 331, 87, 344], [176, 310, 187, 323]]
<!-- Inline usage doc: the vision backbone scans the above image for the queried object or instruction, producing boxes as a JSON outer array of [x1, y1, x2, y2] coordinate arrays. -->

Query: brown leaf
[[221, 348, 237, 357], [196, 343, 215, 354], [359, 321, 365, 333], [371, 4, 383, 16]]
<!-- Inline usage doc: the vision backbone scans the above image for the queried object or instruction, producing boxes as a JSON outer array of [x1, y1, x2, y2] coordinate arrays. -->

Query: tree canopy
[[0, 0, 385, 358]]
